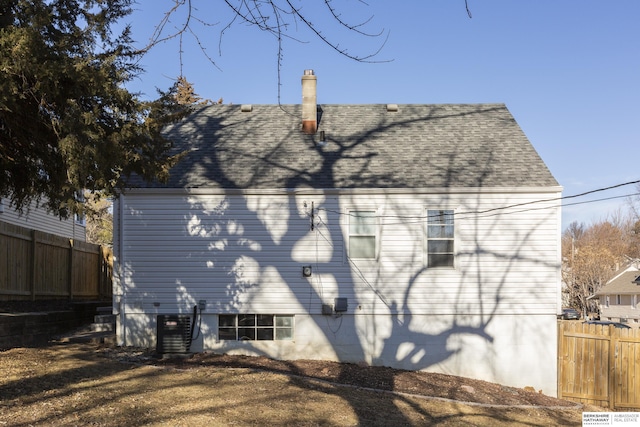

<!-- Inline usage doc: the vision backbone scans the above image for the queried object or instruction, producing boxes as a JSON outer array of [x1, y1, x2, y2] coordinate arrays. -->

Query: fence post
[[557, 321, 563, 400], [68, 238, 74, 299], [30, 230, 37, 300], [608, 325, 616, 409]]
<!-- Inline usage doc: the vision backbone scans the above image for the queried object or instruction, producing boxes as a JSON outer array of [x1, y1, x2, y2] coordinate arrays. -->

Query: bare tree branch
[[140, 1, 475, 100]]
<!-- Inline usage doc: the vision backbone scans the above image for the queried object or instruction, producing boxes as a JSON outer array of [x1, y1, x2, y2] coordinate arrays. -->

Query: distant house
[[594, 261, 640, 326], [0, 197, 86, 241], [112, 70, 562, 396]]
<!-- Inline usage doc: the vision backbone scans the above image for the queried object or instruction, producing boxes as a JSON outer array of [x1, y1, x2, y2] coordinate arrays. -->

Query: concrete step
[[91, 322, 114, 332], [96, 306, 113, 315], [94, 314, 116, 323], [58, 330, 117, 345]]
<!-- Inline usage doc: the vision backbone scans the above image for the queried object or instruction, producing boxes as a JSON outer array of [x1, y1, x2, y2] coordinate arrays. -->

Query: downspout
[[116, 192, 126, 346]]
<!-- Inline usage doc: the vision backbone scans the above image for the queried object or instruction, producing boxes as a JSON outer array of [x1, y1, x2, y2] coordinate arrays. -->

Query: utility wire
[[314, 179, 640, 224], [314, 216, 392, 309], [301, 179, 640, 312]]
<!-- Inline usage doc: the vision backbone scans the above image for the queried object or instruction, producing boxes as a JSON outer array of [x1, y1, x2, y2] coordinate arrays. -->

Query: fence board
[[0, 223, 31, 296], [0, 220, 111, 301], [558, 321, 640, 409]]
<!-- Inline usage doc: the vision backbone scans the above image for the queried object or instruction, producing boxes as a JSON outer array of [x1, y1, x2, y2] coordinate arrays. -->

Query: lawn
[[0, 343, 600, 426]]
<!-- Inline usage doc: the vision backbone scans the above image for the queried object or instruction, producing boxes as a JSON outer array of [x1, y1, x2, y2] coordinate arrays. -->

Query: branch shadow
[[117, 103, 560, 425]]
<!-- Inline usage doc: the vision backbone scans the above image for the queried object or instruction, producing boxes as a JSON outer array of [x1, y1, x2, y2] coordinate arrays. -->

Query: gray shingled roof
[[133, 103, 558, 190], [597, 270, 640, 295]]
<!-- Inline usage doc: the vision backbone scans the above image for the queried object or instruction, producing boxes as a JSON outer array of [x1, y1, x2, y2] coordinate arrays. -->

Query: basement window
[[218, 314, 293, 341]]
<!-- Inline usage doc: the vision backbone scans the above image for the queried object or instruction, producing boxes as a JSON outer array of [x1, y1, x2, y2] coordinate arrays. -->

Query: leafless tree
[[144, 1, 473, 100], [84, 192, 113, 247], [562, 216, 638, 314]]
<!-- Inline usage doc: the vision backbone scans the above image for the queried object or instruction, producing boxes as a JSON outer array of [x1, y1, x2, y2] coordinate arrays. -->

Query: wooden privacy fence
[[0, 220, 112, 301], [558, 321, 640, 410]]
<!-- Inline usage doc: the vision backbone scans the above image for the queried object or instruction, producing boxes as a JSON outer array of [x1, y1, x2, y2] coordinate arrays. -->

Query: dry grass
[[0, 343, 599, 426]]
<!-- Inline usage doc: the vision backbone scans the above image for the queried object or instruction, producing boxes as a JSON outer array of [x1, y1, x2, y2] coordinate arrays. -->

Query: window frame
[[346, 209, 378, 261], [74, 191, 86, 226], [616, 294, 622, 305], [425, 208, 456, 269], [218, 314, 294, 341]]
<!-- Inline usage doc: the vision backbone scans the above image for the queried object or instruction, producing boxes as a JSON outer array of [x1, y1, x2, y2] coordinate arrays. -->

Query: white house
[[0, 197, 86, 241], [594, 260, 640, 326], [113, 70, 562, 395]]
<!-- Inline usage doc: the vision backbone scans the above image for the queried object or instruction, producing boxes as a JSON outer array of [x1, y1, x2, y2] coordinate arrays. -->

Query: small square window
[[257, 314, 274, 326], [238, 327, 255, 340], [238, 314, 255, 326]]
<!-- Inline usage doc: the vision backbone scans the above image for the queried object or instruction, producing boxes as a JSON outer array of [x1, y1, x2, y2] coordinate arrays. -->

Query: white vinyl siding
[[114, 190, 560, 317], [113, 188, 561, 396], [0, 197, 86, 241]]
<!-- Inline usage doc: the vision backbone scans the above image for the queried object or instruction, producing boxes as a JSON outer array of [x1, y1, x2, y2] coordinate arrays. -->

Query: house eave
[[117, 185, 563, 197]]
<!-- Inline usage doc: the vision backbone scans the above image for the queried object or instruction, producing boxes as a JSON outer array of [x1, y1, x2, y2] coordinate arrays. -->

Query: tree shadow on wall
[[126, 104, 559, 424]]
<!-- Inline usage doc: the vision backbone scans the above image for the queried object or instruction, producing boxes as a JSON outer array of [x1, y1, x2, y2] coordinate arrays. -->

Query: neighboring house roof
[[597, 270, 640, 296], [130, 103, 558, 191]]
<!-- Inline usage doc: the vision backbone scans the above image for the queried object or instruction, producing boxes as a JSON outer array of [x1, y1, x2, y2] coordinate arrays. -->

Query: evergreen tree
[[0, 0, 190, 218], [174, 76, 213, 106]]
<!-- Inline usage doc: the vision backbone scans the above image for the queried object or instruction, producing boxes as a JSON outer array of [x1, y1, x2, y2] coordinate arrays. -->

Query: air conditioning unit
[[156, 314, 192, 356]]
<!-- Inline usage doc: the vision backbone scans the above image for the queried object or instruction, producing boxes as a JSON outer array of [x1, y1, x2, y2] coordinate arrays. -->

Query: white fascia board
[[120, 185, 564, 197]]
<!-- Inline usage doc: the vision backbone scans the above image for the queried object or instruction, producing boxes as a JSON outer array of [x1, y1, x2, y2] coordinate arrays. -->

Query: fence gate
[[558, 322, 640, 409]]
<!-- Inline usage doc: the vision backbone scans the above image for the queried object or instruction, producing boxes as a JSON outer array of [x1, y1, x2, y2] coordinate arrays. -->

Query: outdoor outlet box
[[334, 297, 348, 312], [321, 304, 333, 315], [302, 265, 312, 277], [198, 300, 206, 311]]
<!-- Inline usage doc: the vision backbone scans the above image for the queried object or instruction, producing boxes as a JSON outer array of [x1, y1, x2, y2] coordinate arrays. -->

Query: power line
[[455, 179, 640, 219], [313, 179, 640, 224]]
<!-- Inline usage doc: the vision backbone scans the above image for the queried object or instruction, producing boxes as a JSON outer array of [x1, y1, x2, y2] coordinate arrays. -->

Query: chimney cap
[[304, 69, 315, 76]]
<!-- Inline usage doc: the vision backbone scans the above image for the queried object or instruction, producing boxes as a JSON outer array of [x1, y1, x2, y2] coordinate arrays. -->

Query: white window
[[348, 211, 376, 259], [74, 191, 86, 226], [605, 296, 610, 308], [218, 314, 293, 341], [426, 209, 455, 268]]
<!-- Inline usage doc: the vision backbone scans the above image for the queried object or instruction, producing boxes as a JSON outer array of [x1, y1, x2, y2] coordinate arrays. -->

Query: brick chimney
[[301, 69, 317, 134]]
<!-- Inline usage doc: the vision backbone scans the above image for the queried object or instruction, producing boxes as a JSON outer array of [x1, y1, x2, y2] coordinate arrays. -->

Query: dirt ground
[[0, 337, 604, 427]]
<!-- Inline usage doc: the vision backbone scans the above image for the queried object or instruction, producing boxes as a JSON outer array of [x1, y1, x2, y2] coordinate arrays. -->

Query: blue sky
[[125, 1, 639, 230]]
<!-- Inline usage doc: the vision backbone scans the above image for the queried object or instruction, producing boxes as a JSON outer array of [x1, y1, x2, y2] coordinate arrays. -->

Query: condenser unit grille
[[157, 314, 192, 355]]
